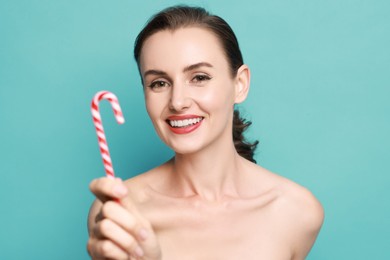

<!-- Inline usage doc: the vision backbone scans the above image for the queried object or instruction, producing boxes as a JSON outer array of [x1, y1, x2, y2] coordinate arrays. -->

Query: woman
[[87, 5, 324, 260]]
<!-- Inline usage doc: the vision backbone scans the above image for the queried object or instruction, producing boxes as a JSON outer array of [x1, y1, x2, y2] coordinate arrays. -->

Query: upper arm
[[290, 188, 325, 259]]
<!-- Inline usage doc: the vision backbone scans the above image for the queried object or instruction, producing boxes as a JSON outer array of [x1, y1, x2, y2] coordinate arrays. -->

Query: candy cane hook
[[91, 91, 125, 178]]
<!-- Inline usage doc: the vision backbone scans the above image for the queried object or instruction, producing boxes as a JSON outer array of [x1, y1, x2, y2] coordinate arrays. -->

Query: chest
[[141, 201, 293, 260]]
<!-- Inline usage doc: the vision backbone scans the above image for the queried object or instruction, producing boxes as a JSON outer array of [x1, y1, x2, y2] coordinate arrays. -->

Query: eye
[[191, 74, 212, 84], [149, 80, 170, 90]]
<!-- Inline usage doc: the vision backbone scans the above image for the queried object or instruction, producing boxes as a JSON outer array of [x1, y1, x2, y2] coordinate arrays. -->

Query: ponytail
[[233, 110, 259, 163]]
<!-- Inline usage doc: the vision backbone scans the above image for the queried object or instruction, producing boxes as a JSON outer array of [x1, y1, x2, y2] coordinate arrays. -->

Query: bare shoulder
[[247, 162, 324, 228], [272, 171, 324, 230], [245, 161, 324, 258], [276, 175, 324, 258]]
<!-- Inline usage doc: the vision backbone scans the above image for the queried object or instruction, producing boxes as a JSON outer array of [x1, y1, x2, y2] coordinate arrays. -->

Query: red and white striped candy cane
[[91, 91, 125, 178]]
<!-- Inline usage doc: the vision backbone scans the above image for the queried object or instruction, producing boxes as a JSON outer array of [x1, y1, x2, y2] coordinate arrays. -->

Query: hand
[[87, 177, 162, 259]]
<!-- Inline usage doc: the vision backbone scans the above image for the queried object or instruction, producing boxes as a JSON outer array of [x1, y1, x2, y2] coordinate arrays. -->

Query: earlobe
[[234, 64, 250, 104]]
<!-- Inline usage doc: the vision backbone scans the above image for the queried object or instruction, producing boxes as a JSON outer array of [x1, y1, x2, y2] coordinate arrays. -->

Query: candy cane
[[91, 91, 125, 178]]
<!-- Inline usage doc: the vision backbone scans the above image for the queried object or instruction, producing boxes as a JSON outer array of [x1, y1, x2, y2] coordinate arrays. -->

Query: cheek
[[145, 95, 160, 121], [196, 82, 235, 111]]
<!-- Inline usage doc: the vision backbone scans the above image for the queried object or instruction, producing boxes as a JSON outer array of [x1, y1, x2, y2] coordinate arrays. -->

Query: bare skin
[[88, 157, 323, 259], [87, 27, 324, 259]]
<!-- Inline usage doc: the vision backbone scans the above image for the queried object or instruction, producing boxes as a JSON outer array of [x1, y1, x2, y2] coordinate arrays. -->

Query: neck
[[170, 141, 245, 202]]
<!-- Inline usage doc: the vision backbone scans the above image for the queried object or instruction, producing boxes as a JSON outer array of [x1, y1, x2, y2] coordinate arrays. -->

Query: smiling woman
[[87, 5, 324, 260]]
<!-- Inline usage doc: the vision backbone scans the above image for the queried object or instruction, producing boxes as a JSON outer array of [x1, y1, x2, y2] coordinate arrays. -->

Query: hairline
[[137, 25, 235, 81]]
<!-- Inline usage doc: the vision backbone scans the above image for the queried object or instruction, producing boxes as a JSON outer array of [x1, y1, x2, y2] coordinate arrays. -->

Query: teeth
[[169, 117, 203, 128]]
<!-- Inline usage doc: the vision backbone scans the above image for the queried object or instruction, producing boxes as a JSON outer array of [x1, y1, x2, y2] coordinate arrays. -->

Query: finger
[[87, 237, 129, 260], [102, 201, 161, 259], [136, 225, 162, 260], [101, 201, 143, 237], [94, 218, 145, 258], [90, 177, 128, 202]]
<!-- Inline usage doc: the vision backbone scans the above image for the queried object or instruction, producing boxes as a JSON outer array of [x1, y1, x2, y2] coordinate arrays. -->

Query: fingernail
[[113, 185, 127, 196], [139, 229, 148, 240], [135, 246, 144, 257]]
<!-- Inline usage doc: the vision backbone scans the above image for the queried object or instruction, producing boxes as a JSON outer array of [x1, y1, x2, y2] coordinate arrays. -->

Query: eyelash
[[147, 74, 212, 90], [149, 80, 169, 89], [191, 74, 212, 83]]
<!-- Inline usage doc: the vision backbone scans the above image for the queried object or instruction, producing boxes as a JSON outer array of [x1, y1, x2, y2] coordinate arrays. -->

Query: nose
[[169, 84, 191, 112]]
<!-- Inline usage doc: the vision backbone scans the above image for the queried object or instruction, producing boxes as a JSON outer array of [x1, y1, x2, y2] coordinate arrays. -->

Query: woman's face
[[139, 27, 248, 154]]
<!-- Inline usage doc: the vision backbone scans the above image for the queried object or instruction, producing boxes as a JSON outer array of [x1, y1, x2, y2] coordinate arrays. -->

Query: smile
[[166, 116, 204, 134], [168, 117, 203, 128]]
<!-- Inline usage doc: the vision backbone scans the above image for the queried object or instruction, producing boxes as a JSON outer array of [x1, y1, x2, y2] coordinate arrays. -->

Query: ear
[[234, 64, 250, 104]]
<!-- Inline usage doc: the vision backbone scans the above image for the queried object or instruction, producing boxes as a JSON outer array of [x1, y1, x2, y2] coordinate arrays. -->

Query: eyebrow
[[183, 62, 213, 73], [143, 62, 213, 79]]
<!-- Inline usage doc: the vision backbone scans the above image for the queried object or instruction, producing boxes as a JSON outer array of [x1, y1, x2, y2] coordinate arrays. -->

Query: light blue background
[[1, 0, 389, 259]]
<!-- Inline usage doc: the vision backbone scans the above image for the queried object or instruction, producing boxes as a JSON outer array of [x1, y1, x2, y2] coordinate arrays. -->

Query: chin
[[161, 135, 208, 155], [168, 142, 204, 156]]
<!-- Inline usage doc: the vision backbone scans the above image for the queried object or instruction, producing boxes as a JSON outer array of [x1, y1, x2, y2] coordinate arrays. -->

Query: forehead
[[139, 27, 228, 73]]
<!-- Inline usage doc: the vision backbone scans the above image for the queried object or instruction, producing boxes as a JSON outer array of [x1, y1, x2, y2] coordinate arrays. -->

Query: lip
[[167, 115, 202, 120], [166, 115, 204, 134]]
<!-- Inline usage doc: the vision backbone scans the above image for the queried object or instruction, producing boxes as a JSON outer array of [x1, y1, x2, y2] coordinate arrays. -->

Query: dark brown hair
[[134, 5, 259, 163]]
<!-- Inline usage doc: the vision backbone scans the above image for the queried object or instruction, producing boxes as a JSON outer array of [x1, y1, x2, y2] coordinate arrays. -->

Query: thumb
[[90, 177, 128, 203]]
